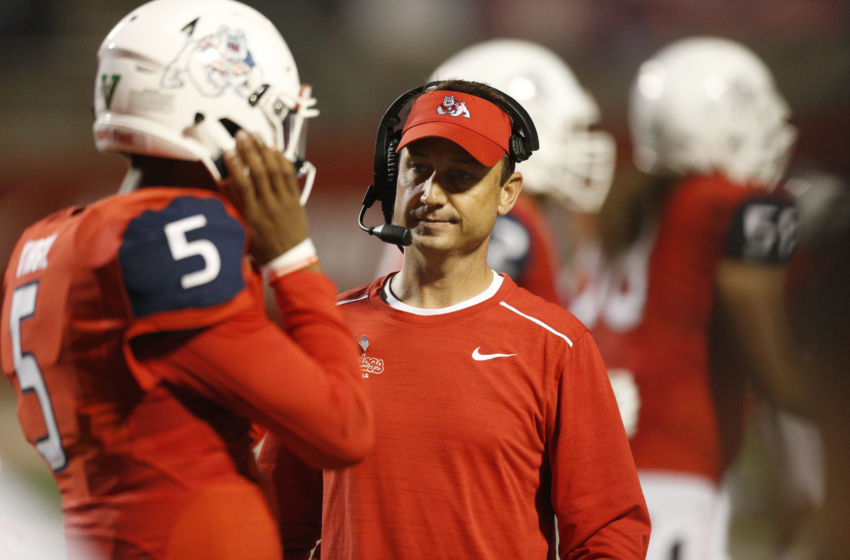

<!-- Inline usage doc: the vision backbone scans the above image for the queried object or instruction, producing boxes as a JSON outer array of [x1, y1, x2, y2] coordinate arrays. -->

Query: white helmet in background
[[430, 38, 616, 213], [94, 0, 318, 200], [629, 36, 796, 190]]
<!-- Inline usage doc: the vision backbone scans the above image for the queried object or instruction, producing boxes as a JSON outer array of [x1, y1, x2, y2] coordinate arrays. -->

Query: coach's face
[[394, 137, 521, 257]]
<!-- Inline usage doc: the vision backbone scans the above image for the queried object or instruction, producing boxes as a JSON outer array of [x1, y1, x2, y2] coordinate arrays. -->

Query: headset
[[357, 80, 540, 247]]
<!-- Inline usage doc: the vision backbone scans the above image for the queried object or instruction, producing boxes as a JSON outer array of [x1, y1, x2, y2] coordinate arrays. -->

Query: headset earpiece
[[382, 136, 400, 223], [509, 133, 530, 163], [502, 92, 538, 164]]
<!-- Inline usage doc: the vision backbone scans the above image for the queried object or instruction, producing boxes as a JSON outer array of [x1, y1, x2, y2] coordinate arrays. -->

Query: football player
[[0, 1, 373, 558], [569, 36, 803, 560], [374, 39, 616, 306]]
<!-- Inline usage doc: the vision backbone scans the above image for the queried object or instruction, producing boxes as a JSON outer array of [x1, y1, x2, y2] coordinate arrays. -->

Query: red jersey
[[570, 174, 796, 483], [1, 187, 373, 559], [264, 273, 649, 559]]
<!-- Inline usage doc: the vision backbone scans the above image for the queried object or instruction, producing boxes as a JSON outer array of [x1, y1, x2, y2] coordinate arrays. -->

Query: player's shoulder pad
[[725, 194, 798, 264], [488, 214, 531, 281], [118, 195, 246, 317]]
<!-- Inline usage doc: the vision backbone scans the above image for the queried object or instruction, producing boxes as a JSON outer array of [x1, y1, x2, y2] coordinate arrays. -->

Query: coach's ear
[[498, 170, 523, 216]]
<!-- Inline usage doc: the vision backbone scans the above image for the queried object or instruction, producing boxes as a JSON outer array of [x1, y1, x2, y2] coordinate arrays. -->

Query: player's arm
[[550, 331, 650, 558], [130, 267, 373, 469], [124, 131, 373, 467], [224, 130, 374, 467], [121, 229, 374, 468], [219, 129, 340, 552], [713, 196, 811, 413]]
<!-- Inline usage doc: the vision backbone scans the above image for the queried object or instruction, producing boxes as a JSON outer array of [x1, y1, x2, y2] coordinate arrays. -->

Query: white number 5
[[164, 214, 221, 289], [9, 283, 67, 471]]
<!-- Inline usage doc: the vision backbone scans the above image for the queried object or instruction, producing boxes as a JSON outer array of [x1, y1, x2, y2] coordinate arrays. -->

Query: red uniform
[[262, 273, 649, 559], [1, 187, 372, 559], [570, 174, 797, 482]]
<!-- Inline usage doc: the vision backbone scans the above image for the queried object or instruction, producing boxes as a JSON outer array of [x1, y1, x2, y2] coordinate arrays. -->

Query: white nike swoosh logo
[[471, 347, 516, 361]]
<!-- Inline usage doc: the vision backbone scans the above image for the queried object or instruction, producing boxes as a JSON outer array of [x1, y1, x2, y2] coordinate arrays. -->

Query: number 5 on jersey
[[164, 214, 221, 289], [9, 282, 67, 471], [119, 196, 246, 318]]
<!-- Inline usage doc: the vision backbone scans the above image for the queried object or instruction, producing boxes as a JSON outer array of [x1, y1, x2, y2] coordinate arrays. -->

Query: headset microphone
[[366, 223, 413, 246], [357, 184, 413, 246]]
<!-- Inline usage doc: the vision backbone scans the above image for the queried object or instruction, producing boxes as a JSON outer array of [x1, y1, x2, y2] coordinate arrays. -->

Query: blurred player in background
[[1, 1, 373, 558], [569, 36, 803, 560], [374, 39, 616, 305], [258, 78, 650, 558]]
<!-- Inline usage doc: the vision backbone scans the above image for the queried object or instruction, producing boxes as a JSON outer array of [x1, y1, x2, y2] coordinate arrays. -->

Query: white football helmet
[[430, 38, 616, 213], [94, 0, 318, 201], [629, 36, 796, 190]]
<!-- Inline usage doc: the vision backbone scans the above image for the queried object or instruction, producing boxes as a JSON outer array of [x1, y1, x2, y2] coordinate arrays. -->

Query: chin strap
[[117, 167, 143, 194]]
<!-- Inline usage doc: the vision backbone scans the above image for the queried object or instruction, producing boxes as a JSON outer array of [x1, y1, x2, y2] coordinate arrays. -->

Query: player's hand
[[222, 130, 310, 265]]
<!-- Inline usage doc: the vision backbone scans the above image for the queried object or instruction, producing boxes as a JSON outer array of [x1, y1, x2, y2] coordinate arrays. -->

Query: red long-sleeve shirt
[[262, 273, 649, 559]]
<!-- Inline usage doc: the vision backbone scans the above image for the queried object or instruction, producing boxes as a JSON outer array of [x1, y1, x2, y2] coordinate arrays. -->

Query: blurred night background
[[1, 1, 848, 558]]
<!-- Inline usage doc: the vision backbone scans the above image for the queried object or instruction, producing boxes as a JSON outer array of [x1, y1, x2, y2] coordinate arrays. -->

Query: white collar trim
[[383, 270, 503, 316]]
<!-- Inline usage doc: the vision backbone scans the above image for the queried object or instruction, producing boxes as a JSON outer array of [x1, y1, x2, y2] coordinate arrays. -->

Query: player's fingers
[[256, 135, 300, 210], [222, 147, 250, 214], [231, 132, 261, 215], [237, 132, 274, 211], [274, 149, 300, 204], [256, 134, 286, 199]]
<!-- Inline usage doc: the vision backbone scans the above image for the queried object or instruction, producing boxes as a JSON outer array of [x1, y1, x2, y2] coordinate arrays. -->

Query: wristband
[[262, 238, 319, 281]]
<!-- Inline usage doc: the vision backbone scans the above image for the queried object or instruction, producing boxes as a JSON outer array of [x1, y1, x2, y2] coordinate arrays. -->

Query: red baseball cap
[[396, 90, 511, 167]]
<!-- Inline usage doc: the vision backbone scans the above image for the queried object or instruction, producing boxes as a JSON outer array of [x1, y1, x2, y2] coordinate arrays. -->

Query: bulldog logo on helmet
[[161, 26, 256, 98], [436, 95, 471, 119]]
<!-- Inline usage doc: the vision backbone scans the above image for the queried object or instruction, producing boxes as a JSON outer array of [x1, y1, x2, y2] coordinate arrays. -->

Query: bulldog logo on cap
[[436, 95, 471, 119], [397, 90, 511, 166]]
